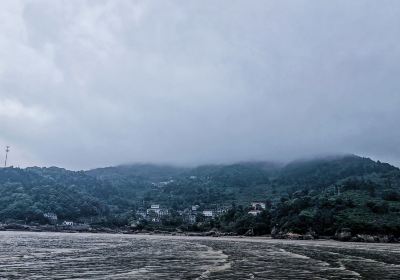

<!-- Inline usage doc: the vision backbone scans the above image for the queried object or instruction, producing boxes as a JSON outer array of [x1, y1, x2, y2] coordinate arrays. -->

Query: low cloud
[[0, 0, 399, 169]]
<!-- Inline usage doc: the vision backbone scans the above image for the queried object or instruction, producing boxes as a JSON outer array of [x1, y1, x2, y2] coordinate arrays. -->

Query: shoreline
[[1, 230, 400, 249], [0, 225, 398, 244]]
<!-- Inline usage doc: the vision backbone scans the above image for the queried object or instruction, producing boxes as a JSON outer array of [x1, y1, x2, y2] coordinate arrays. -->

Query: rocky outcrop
[[271, 226, 279, 238], [271, 227, 317, 240], [3, 224, 30, 231], [334, 228, 352, 241], [334, 228, 399, 243], [350, 234, 398, 243]]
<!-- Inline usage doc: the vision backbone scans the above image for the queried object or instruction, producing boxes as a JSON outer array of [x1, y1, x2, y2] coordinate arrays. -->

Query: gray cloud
[[1, 0, 399, 169]]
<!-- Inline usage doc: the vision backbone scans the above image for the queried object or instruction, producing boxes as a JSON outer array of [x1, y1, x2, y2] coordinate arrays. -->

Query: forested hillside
[[0, 155, 399, 237]]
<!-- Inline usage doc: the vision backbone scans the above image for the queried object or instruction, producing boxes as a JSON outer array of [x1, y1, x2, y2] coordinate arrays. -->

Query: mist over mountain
[[1, 154, 400, 237]]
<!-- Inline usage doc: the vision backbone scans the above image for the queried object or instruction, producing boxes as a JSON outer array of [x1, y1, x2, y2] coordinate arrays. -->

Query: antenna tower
[[4, 146, 10, 167]]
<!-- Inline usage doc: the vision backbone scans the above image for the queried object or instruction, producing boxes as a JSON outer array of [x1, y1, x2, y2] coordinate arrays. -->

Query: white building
[[202, 210, 214, 218], [188, 214, 197, 224], [215, 207, 228, 216], [62, 221, 74, 226], [248, 210, 262, 216], [153, 180, 175, 188], [146, 205, 169, 217], [135, 209, 147, 219], [43, 212, 58, 221], [251, 202, 266, 210]]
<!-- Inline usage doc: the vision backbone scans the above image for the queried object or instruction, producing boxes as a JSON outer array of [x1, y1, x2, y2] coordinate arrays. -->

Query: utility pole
[[4, 146, 10, 167]]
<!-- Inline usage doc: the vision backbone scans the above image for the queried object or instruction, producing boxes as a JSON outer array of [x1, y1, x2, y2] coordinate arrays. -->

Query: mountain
[[86, 164, 188, 183], [277, 155, 397, 186], [0, 155, 399, 236], [0, 167, 110, 223]]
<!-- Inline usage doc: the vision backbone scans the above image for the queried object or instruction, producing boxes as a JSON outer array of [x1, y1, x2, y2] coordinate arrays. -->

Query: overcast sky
[[1, 0, 400, 170]]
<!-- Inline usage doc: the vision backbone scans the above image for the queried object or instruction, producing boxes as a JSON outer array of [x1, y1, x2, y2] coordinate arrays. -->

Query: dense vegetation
[[0, 155, 399, 236]]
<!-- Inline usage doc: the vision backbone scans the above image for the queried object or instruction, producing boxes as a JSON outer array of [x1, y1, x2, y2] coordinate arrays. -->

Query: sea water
[[0, 231, 399, 279]]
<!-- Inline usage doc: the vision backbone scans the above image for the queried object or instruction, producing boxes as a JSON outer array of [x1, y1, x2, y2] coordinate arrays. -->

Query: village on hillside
[[0, 201, 269, 234]]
